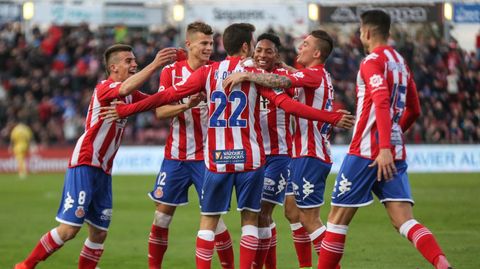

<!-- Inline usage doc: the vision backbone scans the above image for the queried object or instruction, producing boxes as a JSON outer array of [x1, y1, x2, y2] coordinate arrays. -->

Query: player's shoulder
[[96, 79, 121, 91]]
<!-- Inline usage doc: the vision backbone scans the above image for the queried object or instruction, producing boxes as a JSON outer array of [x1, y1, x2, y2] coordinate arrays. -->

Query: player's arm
[[155, 93, 205, 120], [223, 68, 320, 90], [363, 59, 396, 181], [100, 67, 207, 119], [118, 48, 178, 97], [258, 86, 355, 128], [153, 66, 204, 120], [399, 74, 421, 132]]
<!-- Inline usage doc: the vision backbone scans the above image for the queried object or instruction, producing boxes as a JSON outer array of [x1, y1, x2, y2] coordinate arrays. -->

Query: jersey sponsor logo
[[101, 209, 113, 221], [75, 206, 85, 218], [63, 192, 74, 213], [335, 173, 352, 198], [369, 74, 384, 88], [387, 61, 407, 73], [302, 177, 314, 200], [292, 72, 305, 79], [213, 149, 246, 164]]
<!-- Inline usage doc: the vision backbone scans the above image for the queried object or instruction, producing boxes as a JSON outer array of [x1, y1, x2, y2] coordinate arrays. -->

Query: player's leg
[[191, 162, 234, 269], [13, 146, 27, 178], [236, 168, 265, 269], [318, 155, 377, 269], [148, 160, 191, 268], [256, 155, 289, 269], [197, 171, 234, 269], [376, 161, 452, 269], [79, 167, 113, 269], [285, 186, 311, 268], [254, 201, 275, 269], [148, 203, 176, 269], [15, 166, 97, 269]]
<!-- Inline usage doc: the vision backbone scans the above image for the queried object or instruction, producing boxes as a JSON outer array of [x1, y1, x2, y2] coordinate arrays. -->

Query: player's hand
[[99, 105, 122, 121], [222, 72, 248, 89], [186, 92, 206, 108], [369, 148, 397, 181], [335, 110, 355, 129], [154, 47, 179, 68]]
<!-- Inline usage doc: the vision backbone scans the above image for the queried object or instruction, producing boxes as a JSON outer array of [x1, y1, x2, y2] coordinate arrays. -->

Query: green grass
[[1, 173, 479, 269]]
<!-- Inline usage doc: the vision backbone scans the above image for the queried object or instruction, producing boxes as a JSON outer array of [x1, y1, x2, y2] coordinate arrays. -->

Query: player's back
[[11, 123, 32, 145], [202, 56, 265, 173], [161, 60, 208, 161], [290, 66, 334, 163], [69, 78, 140, 174], [350, 45, 411, 160]]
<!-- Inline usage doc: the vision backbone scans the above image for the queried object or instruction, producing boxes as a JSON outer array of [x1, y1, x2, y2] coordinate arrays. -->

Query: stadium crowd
[[0, 22, 479, 147]]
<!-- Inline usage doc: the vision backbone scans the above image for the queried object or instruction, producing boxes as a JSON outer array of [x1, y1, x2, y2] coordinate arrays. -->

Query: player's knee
[[153, 210, 173, 228], [57, 225, 81, 241], [258, 211, 271, 226], [90, 230, 108, 243]]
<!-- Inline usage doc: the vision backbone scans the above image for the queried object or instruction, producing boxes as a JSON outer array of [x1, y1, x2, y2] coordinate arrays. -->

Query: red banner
[[0, 147, 73, 173]]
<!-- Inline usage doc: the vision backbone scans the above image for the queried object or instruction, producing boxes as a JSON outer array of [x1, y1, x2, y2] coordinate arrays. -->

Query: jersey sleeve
[[284, 68, 321, 88], [399, 73, 421, 132], [96, 81, 123, 102], [131, 91, 150, 103], [258, 86, 343, 125], [362, 57, 391, 149], [159, 65, 173, 91], [116, 66, 207, 118]]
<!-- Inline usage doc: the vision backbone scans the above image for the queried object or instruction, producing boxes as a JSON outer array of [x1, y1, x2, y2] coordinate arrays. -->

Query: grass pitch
[[1, 173, 479, 269]]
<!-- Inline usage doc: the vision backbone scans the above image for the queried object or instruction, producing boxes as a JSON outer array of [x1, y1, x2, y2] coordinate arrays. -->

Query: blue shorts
[[201, 167, 265, 215], [262, 155, 290, 205], [56, 165, 112, 231], [290, 157, 332, 208], [331, 154, 414, 207], [148, 159, 205, 206]]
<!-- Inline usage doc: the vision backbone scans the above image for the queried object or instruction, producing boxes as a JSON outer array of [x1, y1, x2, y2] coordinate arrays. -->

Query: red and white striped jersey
[[259, 68, 292, 156], [69, 78, 148, 174], [288, 65, 334, 163], [160, 60, 208, 160], [349, 45, 416, 160]]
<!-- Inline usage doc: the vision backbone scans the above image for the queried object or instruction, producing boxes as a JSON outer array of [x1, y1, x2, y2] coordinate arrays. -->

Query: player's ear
[[313, 49, 321, 60], [185, 40, 191, 49]]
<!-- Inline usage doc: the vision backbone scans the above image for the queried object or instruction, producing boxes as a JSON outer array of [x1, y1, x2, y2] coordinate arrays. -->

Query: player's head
[[297, 29, 333, 67], [360, 9, 391, 53], [185, 22, 214, 63], [103, 44, 137, 81], [254, 33, 281, 71], [223, 23, 256, 57]]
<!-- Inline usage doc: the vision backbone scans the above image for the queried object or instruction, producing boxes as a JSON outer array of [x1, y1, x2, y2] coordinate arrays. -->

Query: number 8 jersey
[[349, 45, 419, 160]]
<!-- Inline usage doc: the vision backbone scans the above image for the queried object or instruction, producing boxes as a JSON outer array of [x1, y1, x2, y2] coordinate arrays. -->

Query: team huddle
[[14, 10, 453, 269]]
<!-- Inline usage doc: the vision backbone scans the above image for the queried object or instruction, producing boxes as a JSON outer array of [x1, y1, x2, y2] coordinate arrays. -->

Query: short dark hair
[[187, 21, 214, 36], [223, 23, 255, 55], [360, 9, 391, 39], [103, 44, 133, 74], [257, 33, 281, 51], [310, 30, 333, 61]]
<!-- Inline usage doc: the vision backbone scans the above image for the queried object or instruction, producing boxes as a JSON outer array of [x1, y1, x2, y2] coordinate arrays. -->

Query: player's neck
[[368, 39, 388, 53], [187, 57, 207, 70], [109, 74, 123, 82]]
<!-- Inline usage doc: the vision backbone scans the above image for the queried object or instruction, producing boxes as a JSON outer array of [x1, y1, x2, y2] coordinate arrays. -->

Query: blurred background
[[0, 0, 479, 174]]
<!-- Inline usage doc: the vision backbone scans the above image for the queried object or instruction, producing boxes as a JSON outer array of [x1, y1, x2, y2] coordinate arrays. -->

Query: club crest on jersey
[[369, 74, 384, 88], [213, 149, 246, 164], [154, 187, 164, 198], [75, 206, 85, 218]]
